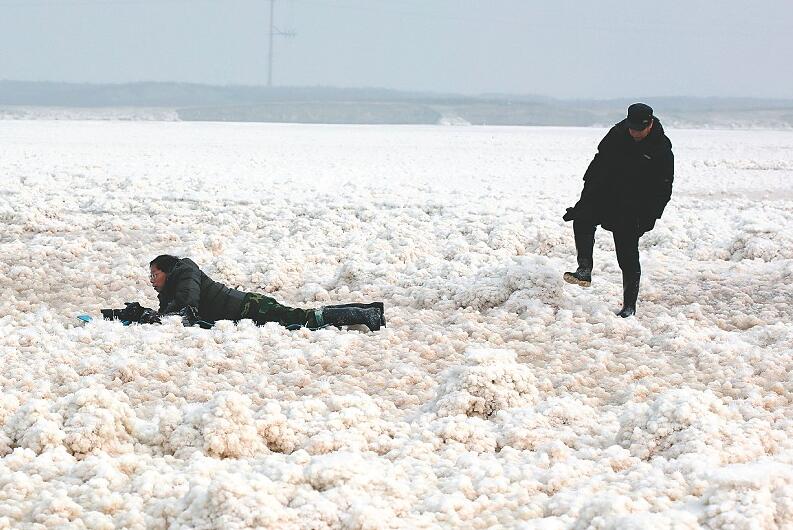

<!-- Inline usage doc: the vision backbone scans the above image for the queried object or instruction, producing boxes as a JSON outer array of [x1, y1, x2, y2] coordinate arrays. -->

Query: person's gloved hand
[[180, 306, 200, 327], [138, 308, 162, 325], [562, 207, 577, 222]]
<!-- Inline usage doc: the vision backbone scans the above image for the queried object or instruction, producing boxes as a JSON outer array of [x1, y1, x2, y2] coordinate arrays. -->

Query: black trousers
[[573, 219, 641, 279]]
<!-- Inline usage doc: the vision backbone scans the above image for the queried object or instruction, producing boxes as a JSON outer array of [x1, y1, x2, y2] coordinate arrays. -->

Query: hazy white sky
[[2, 0, 792, 99]]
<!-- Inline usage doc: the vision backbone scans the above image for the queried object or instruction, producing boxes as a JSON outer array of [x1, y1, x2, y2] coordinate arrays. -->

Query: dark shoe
[[324, 302, 385, 328], [617, 306, 636, 318], [321, 306, 382, 332], [563, 268, 592, 287]]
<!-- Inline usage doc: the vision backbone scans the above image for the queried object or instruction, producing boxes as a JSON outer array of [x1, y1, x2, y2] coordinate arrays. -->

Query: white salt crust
[[0, 121, 792, 528]]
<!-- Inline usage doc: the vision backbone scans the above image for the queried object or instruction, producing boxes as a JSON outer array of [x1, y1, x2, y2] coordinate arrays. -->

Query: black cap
[[626, 103, 653, 130]]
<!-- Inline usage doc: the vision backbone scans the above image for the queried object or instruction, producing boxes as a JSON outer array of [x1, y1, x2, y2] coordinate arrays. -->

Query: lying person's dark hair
[[149, 254, 180, 274]]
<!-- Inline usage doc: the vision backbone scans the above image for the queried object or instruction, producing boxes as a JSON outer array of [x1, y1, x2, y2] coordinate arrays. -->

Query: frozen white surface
[[0, 106, 178, 121], [0, 120, 792, 529]]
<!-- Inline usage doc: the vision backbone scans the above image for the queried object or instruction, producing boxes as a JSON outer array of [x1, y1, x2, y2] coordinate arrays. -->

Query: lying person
[[137, 254, 385, 331]]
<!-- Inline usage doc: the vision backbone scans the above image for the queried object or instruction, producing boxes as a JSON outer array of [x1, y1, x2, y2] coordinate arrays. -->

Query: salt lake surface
[[0, 120, 792, 528]]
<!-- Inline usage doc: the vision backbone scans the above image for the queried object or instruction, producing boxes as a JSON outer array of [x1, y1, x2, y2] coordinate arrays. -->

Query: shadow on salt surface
[[679, 188, 793, 202], [423, 349, 540, 420], [450, 257, 564, 312], [615, 388, 780, 464], [395, 255, 602, 316], [642, 259, 793, 334]]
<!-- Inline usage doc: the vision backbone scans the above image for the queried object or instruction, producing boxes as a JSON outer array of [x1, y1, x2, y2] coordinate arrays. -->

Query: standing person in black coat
[[562, 103, 674, 317], [148, 255, 385, 331]]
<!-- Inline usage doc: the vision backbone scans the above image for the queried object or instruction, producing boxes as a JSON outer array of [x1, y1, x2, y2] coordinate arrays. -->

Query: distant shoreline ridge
[[1, 81, 792, 128]]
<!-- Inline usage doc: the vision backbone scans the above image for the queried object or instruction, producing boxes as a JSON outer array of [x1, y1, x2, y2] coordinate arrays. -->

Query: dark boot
[[617, 274, 640, 318], [565, 220, 595, 287], [563, 266, 592, 287], [324, 302, 385, 328], [320, 306, 382, 332]]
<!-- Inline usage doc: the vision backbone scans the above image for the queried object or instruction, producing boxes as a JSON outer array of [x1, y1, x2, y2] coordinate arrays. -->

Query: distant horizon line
[[1, 79, 791, 103]]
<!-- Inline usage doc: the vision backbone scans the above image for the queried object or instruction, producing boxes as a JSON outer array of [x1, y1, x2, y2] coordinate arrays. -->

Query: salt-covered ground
[[0, 120, 792, 529]]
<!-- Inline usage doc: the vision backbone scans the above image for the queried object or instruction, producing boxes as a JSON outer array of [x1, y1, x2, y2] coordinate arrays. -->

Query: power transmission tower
[[267, 0, 296, 87]]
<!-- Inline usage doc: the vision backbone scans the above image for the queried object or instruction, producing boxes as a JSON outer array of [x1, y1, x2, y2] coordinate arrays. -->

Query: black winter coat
[[157, 258, 247, 321], [573, 118, 674, 232]]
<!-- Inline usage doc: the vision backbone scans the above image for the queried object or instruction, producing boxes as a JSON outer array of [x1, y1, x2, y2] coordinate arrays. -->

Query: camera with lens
[[100, 302, 160, 324]]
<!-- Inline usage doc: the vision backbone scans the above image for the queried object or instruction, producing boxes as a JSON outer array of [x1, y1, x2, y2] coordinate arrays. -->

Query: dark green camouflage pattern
[[240, 293, 318, 328]]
